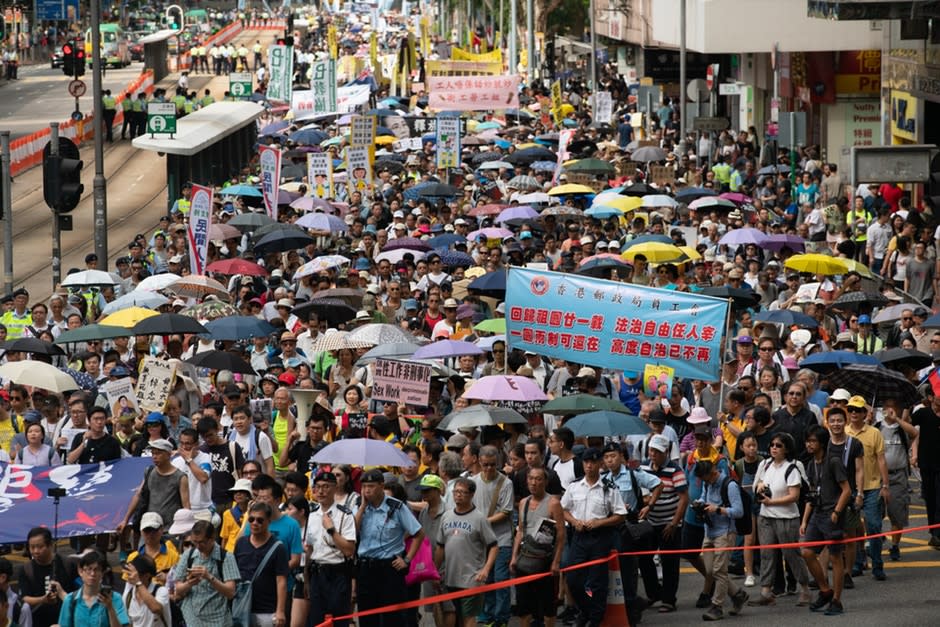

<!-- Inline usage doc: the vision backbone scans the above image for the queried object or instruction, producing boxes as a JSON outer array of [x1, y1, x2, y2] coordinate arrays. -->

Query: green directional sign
[[229, 72, 253, 99], [147, 102, 177, 137]]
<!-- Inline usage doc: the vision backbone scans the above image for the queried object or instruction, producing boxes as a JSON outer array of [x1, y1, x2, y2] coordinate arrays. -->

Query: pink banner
[[427, 75, 521, 111], [259, 145, 282, 220]]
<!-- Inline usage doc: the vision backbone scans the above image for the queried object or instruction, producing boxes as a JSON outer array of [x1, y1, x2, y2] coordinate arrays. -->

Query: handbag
[[232, 539, 282, 627], [621, 469, 657, 549], [515, 497, 556, 575], [404, 536, 439, 586]]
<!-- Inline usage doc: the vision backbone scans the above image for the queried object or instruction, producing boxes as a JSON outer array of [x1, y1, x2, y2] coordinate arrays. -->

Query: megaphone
[[290, 388, 329, 441]]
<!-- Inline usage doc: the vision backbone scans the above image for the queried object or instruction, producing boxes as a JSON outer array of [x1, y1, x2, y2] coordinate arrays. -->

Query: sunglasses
[[770, 442, 785, 449], [247, 517, 267, 524]]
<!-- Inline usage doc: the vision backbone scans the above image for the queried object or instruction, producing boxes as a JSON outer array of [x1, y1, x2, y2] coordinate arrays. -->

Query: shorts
[[886, 469, 910, 528], [421, 579, 454, 613], [449, 588, 484, 619], [681, 523, 705, 554], [842, 506, 863, 535], [514, 573, 557, 618], [803, 512, 845, 555]]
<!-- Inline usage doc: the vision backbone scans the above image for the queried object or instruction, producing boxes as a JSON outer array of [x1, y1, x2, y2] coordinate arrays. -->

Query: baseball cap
[[576, 367, 596, 379], [648, 410, 667, 423], [648, 434, 671, 453], [140, 512, 164, 530], [830, 388, 851, 402], [847, 396, 867, 409], [147, 438, 174, 452], [736, 335, 753, 344], [419, 474, 445, 492], [446, 433, 469, 450], [144, 412, 165, 423]]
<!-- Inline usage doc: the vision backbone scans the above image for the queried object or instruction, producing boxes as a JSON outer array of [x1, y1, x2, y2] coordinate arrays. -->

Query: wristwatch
[[325, 528, 336, 536]]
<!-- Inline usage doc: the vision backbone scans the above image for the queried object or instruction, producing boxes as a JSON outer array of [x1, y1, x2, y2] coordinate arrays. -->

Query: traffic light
[[42, 139, 84, 214], [927, 153, 940, 212], [74, 46, 85, 77], [62, 39, 75, 76], [57, 154, 84, 213], [545, 37, 556, 80]]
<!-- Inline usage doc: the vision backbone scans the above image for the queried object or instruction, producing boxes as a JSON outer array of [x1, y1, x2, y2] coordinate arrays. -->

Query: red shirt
[[880, 184, 903, 212]]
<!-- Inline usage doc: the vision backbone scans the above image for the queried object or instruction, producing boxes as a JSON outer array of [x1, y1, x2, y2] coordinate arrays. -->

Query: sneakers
[[810, 589, 834, 612], [748, 594, 776, 607], [730, 590, 748, 616], [873, 569, 886, 581], [928, 535, 940, 549], [744, 575, 756, 587], [696, 592, 712, 608], [824, 599, 845, 616], [702, 605, 724, 621], [889, 544, 901, 561], [843, 574, 855, 589], [796, 590, 812, 607], [558, 606, 578, 624]]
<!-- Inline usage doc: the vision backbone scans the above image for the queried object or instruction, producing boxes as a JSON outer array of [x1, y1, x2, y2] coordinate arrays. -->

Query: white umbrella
[[309, 330, 372, 353], [375, 249, 426, 265], [348, 323, 416, 346], [61, 270, 116, 287], [295, 256, 351, 279], [0, 361, 80, 393], [136, 273, 182, 292]]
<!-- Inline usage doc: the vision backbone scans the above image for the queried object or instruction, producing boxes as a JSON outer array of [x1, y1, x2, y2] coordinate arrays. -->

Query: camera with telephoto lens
[[691, 499, 708, 521], [808, 486, 822, 509]]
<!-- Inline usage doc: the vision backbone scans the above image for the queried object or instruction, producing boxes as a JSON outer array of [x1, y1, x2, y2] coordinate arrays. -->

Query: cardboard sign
[[136, 358, 177, 412], [101, 379, 140, 420], [649, 165, 676, 187], [372, 358, 431, 406]]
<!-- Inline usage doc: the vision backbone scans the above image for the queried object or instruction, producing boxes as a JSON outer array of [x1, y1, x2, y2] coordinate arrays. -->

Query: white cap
[[393, 210, 405, 218], [140, 512, 163, 530]]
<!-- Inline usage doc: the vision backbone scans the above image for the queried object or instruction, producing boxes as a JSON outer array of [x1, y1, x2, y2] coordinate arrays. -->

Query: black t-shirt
[[288, 439, 327, 475], [807, 456, 848, 514], [201, 441, 246, 504], [234, 535, 290, 614], [827, 437, 865, 494], [511, 466, 564, 501], [15, 556, 79, 627], [68, 433, 123, 463], [912, 407, 940, 470]]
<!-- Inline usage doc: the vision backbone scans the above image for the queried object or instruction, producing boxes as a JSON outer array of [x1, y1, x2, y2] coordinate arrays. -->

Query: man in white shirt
[[172, 428, 213, 515], [228, 405, 275, 476]]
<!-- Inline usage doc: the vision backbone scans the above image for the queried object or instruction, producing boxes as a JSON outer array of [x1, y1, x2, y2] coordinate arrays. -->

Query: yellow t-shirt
[[845, 423, 885, 491], [125, 541, 180, 581], [0, 418, 18, 455]]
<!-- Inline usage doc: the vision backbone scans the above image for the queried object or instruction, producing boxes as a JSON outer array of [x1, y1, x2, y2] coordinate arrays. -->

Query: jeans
[[480, 545, 511, 624], [855, 488, 886, 573], [702, 531, 738, 607]]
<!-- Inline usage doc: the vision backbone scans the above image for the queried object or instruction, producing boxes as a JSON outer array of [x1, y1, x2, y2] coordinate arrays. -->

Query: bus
[[84, 23, 131, 68]]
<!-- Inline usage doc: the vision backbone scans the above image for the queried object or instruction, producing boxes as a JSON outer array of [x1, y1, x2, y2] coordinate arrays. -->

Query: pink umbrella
[[720, 192, 753, 205], [463, 375, 549, 402], [467, 227, 514, 241]]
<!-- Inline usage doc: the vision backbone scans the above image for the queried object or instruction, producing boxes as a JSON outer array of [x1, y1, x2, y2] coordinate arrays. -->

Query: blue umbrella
[[584, 206, 623, 219], [429, 233, 467, 249], [675, 186, 717, 201], [204, 316, 277, 340], [437, 250, 474, 267], [375, 125, 395, 136], [102, 291, 169, 315], [530, 160, 557, 172], [366, 108, 399, 117], [422, 134, 436, 144], [752, 310, 818, 328], [413, 340, 484, 359], [565, 410, 650, 437], [290, 128, 328, 145], [468, 272, 507, 297], [800, 350, 880, 374], [757, 164, 791, 176], [259, 120, 289, 136], [221, 184, 263, 197], [312, 439, 416, 467]]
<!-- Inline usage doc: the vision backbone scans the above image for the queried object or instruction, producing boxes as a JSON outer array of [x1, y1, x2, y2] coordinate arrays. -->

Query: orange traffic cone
[[603, 551, 630, 626]]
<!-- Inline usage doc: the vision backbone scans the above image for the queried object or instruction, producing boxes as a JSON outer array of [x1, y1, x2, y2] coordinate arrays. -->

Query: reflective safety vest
[[202, 95, 215, 107], [183, 100, 195, 114], [177, 199, 191, 214], [0, 311, 31, 339], [131, 99, 144, 112], [172, 95, 186, 111], [102, 95, 117, 110], [122, 98, 132, 112]]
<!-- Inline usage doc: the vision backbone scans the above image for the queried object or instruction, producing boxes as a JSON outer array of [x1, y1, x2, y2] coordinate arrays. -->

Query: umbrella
[[437, 250, 474, 267], [829, 291, 889, 313], [539, 205, 582, 217], [259, 120, 289, 136], [375, 159, 406, 174], [101, 291, 169, 314], [132, 314, 209, 336], [764, 234, 805, 252], [382, 237, 434, 252], [505, 147, 556, 165], [718, 227, 768, 247], [295, 255, 351, 278], [309, 330, 371, 353], [1, 338, 65, 356], [621, 242, 686, 263], [700, 286, 760, 309], [280, 164, 306, 181], [630, 146, 668, 162], [186, 349, 256, 375], [468, 272, 507, 297], [475, 334, 507, 351], [541, 394, 634, 415], [825, 364, 919, 406], [253, 229, 316, 254], [355, 343, 423, 366], [584, 205, 623, 219], [413, 340, 483, 359], [564, 410, 650, 437], [622, 234, 673, 248], [468, 204, 508, 217], [227, 212, 276, 231], [348, 323, 416, 346], [290, 128, 328, 145], [312, 439, 416, 467], [168, 275, 230, 301], [576, 255, 633, 278], [100, 306, 159, 328], [876, 303, 920, 324], [54, 324, 131, 344], [206, 258, 269, 276], [179, 300, 240, 321], [720, 192, 753, 205], [752, 310, 818, 328], [567, 158, 615, 175], [466, 228, 513, 241], [784, 254, 849, 276], [295, 212, 347, 232], [496, 206, 539, 223], [507, 175, 541, 191], [840, 259, 877, 279], [135, 273, 183, 292], [203, 316, 277, 341], [291, 298, 357, 327], [306, 288, 364, 309], [473, 319, 506, 334], [463, 375, 548, 402], [220, 184, 263, 197], [689, 197, 738, 211], [547, 184, 594, 196], [874, 347, 933, 370], [290, 196, 333, 213], [620, 183, 656, 197], [208, 223, 242, 241], [675, 187, 717, 201], [800, 350, 880, 374], [438, 405, 528, 431], [757, 164, 791, 176], [251, 223, 310, 244], [61, 269, 117, 287], [414, 183, 459, 198], [429, 234, 467, 249], [478, 160, 514, 170], [375, 249, 424, 266], [592, 195, 641, 212], [641, 194, 678, 208], [0, 361, 79, 393]]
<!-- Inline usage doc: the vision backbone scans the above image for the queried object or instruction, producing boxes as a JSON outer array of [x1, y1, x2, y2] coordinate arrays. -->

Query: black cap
[[693, 424, 713, 436], [223, 383, 242, 398], [12, 288, 28, 298], [648, 410, 667, 423], [581, 447, 603, 461], [360, 468, 385, 484], [602, 442, 622, 455], [314, 471, 337, 484]]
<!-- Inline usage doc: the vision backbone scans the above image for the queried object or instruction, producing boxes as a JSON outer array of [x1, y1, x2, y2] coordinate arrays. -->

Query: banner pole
[[717, 297, 734, 419]]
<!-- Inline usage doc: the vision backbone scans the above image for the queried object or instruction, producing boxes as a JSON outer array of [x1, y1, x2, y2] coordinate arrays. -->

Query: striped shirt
[[640, 459, 688, 526]]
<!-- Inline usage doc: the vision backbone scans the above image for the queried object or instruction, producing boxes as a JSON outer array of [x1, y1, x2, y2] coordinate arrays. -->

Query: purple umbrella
[[764, 234, 806, 252], [718, 227, 768, 247], [290, 196, 334, 212], [260, 120, 290, 136], [311, 439, 416, 467], [337, 114, 354, 125], [467, 227, 514, 241], [413, 340, 484, 359], [496, 205, 539, 223], [382, 237, 434, 252], [295, 212, 347, 232], [463, 375, 549, 402], [719, 192, 752, 205], [276, 189, 296, 205]]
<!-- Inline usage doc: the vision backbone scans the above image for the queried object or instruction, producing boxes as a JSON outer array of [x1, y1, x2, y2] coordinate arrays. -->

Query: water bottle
[[166, 567, 176, 597]]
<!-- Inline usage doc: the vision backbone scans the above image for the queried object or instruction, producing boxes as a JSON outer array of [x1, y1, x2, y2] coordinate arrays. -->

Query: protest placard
[[372, 358, 431, 406]]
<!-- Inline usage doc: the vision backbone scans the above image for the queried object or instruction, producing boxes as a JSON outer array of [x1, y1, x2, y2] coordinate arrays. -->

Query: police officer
[[201, 88, 215, 108], [560, 448, 627, 627], [120, 92, 133, 139], [253, 40, 263, 70], [354, 468, 424, 627], [305, 471, 356, 627], [1, 288, 31, 339], [131, 92, 147, 138], [101, 90, 117, 142]]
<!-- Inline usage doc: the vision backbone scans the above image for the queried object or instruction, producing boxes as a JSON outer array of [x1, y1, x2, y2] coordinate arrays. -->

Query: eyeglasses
[[10, 396, 23, 401], [242, 469, 260, 476], [759, 347, 774, 352], [902, 317, 913, 321], [247, 517, 267, 524], [280, 340, 296, 345], [787, 391, 803, 397], [849, 319, 858, 323]]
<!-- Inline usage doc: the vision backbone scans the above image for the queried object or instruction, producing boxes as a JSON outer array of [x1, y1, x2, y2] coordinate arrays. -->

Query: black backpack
[[720, 476, 753, 536]]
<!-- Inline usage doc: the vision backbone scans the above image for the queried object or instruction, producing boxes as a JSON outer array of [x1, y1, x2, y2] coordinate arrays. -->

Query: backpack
[[121, 583, 178, 627], [785, 462, 812, 514], [719, 476, 753, 536]]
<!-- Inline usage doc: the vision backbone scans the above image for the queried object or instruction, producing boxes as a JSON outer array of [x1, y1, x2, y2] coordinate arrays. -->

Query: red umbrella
[[467, 203, 508, 217], [206, 258, 269, 276]]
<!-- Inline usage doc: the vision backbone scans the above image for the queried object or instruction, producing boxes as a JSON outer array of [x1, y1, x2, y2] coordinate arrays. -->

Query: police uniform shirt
[[560, 476, 628, 521], [306, 501, 356, 565], [604, 464, 662, 512], [357, 495, 422, 559]]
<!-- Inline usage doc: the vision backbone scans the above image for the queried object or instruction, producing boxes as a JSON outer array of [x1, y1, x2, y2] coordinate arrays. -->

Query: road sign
[[692, 117, 731, 132], [851, 144, 937, 185], [719, 83, 741, 96], [67, 80, 86, 98], [778, 111, 807, 148], [686, 79, 709, 103], [706, 65, 715, 91], [147, 102, 177, 137], [229, 72, 253, 99]]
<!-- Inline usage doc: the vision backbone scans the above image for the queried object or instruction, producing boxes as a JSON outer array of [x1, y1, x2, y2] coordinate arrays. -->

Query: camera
[[756, 486, 772, 502], [691, 500, 707, 521]]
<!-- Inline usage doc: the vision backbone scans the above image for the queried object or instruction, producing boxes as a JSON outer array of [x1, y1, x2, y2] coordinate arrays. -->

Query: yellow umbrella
[[466, 119, 479, 132], [548, 184, 594, 196], [840, 259, 876, 279], [679, 246, 702, 261], [621, 242, 688, 263], [592, 195, 641, 212], [464, 266, 487, 280], [784, 253, 849, 276], [100, 306, 159, 328], [374, 135, 397, 145], [559, 103, 575, 117], [516, 142, 540, 150]]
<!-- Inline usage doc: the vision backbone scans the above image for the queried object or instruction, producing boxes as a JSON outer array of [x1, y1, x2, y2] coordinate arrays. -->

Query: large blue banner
[[505, 268, 730, 381], [0, 458, 150, 544]]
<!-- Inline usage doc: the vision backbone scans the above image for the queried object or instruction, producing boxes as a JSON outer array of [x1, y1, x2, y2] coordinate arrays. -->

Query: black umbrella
[[186, 349, 256, 375], [417, 183, 459, 198], [469, 151, 504, 165], [309, 288, 365, 309], [375, 159, 405, 174], [2, 338, 65, 356], [251, 223, 307, 244], [620, 182, 656, 197], [228, 212, 276, 232], [291, 298, 357, 327], [132, 314, 209, 336], [253, 229, 316, 254], [281, 164, 305, 181], [505, 147, 556, 165], [829, 291, 889, 313], [874, 347, 933, 370], [567, 139, 598, 157], [700, 286, 760, 309], [825, 364, 920, 406]]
